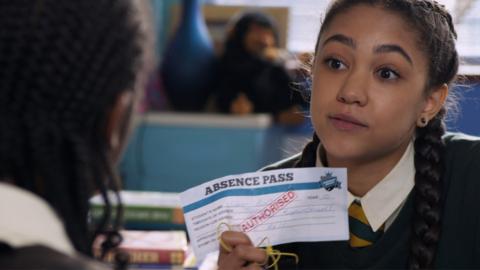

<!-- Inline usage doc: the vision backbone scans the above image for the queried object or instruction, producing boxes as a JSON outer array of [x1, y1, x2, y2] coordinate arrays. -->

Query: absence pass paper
[[180, 168, 349, 261]]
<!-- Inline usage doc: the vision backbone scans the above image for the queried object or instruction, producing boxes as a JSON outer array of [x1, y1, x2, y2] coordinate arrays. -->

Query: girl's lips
[[328, 113, 369, 131]]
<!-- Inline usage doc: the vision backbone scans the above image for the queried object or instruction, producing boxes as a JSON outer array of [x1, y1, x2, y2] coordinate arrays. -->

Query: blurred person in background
[[0, 0, 153, 269], [213, 11, 307, 125]]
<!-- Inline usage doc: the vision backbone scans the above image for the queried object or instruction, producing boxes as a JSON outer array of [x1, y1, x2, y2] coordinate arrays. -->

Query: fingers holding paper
[[218, 231, 267, 270]]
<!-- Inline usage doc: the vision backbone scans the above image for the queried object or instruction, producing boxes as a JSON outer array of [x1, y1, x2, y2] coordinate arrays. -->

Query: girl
[[0, 0, 151, 269], [218, 0, 480, 269], [214, 11, 305, 124]]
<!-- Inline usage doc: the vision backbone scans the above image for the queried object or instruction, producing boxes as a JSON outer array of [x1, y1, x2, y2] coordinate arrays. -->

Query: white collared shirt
[[316, 142, 415, 232], [0, 182, 75, 255]]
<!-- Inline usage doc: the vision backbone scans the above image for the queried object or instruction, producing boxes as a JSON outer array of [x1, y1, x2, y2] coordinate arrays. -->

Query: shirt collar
[[316, 142, 415, 232], [0, 182, 75, 255]]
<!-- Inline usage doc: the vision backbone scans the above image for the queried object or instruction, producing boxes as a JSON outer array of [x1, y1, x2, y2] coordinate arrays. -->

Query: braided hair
[[0, 0, 142, 256], [298, 1, 458, 268]]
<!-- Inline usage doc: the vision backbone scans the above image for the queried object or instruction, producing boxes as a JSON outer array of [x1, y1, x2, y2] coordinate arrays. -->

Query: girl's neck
[[325, 141, 410, 197]]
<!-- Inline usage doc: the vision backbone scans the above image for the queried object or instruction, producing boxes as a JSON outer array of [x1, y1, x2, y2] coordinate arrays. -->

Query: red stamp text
[[240, 190, 296, 232]]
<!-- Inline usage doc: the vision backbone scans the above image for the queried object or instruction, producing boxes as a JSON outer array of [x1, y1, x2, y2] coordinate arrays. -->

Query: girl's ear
[[417, 84, 448, 127], [105, 91, 134, 162]]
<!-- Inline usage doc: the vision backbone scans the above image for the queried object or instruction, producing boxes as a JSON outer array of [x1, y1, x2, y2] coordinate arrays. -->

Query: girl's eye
[[325, 58, 347, 70], [377, 68, 399, 80]]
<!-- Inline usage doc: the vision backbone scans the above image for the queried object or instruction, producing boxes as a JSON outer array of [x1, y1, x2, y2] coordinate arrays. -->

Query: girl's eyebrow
[[322, 34, 356, 49], [374, 44, 413, 65], [322, 34, 413, 66]]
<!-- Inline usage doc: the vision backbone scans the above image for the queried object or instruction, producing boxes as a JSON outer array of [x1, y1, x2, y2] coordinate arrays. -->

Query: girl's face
[[311, 5, 441, 165], [244, 24, 276, 56]]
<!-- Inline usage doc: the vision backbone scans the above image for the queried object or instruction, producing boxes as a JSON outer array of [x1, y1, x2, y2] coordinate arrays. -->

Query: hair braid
[[409, 111, 446, 269], [295, 133, 320, 168], [0, 0, 142, 256]]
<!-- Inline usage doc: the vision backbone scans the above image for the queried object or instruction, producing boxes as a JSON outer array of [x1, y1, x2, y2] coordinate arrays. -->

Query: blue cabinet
[[120, 113, 286, 192]]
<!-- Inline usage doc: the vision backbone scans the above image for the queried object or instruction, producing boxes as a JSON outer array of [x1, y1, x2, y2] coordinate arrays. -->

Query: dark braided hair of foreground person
[[295, 0, 458, 269], [0, 0, 142, 257]]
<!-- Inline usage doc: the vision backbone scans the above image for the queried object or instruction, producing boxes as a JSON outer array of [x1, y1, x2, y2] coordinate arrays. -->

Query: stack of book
[[90, 191, 185, 230], [93, 230, 190, 268]]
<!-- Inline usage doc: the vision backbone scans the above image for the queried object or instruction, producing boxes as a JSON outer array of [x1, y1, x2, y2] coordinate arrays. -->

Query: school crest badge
[[319, 172, 341, 191]]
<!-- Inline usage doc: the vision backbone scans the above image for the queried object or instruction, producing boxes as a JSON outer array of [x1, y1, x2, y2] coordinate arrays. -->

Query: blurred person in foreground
[[213, 11, 306, 125], [0, 0, 152, 269]]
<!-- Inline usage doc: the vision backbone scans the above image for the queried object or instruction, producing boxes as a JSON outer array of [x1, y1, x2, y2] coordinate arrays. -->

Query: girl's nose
[[336, 70, 368, 106]]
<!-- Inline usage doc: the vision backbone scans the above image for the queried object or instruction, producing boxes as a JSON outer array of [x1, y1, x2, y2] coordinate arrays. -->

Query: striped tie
[[348, 201, 384, 248]]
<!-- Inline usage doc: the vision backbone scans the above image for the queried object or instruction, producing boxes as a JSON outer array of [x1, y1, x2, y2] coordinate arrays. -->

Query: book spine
[[91, 205, 185, 224], [103, 249, 186, 265]]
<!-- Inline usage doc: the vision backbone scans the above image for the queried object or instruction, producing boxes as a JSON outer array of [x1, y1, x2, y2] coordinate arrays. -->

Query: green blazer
[[263, 133, 480, 269]]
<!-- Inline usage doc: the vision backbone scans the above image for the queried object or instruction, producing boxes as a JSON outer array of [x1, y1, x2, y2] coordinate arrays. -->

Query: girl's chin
[[321, 141, 367, 163]]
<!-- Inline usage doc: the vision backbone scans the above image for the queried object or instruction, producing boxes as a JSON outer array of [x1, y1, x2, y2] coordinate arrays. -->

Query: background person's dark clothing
[[214, 52, 302, 115], [262, 133, 480, 269]]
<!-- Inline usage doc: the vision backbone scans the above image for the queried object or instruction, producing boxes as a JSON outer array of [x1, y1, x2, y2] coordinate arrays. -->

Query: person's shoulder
[[443, 132, 480, 158], [260, 153, 302, 171], [0, 244, 110, 270], [443, 132, 480, 193], [443, 131, 480, 144]]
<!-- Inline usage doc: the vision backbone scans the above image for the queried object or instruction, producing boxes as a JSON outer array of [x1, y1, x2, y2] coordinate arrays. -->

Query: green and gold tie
[[348, 200, 384, 248]]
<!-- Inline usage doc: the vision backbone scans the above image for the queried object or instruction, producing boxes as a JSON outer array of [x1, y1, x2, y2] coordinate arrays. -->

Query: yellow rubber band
[[217, 223, 299, 270], [257, 237, 299, 270]]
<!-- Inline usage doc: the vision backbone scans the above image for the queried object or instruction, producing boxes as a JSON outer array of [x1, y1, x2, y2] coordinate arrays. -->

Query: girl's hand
[[218, 231, 267, 270]]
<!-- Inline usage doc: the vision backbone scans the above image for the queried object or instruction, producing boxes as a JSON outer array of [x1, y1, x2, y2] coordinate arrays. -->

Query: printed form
[[180, 168, 349, 261]]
